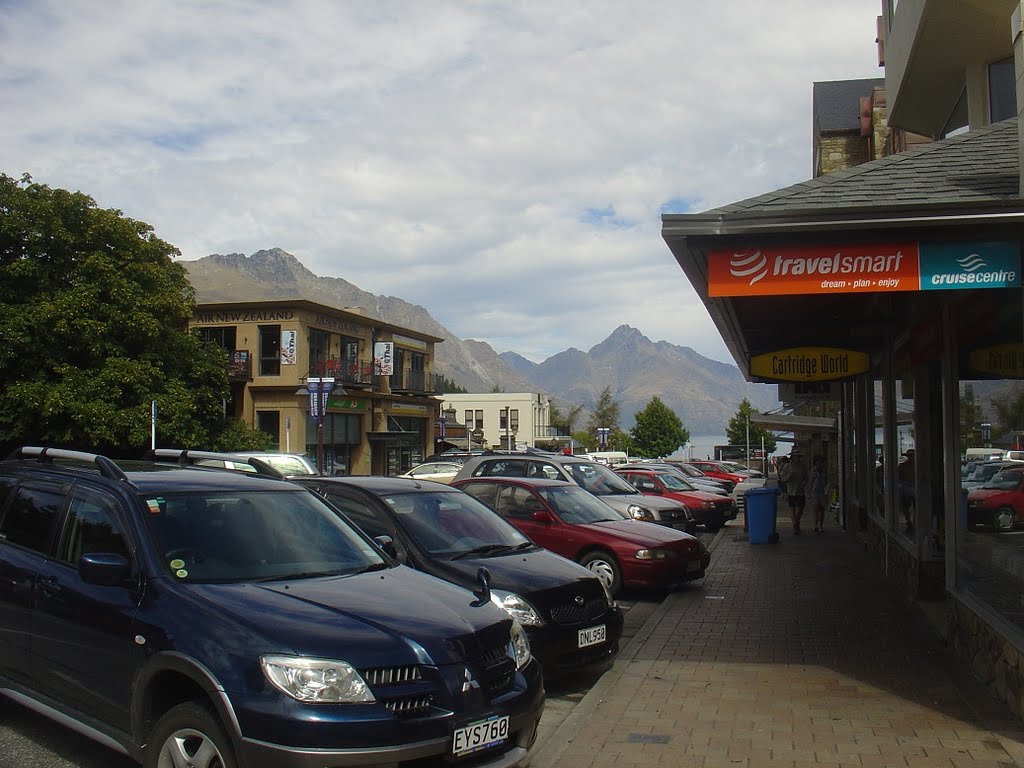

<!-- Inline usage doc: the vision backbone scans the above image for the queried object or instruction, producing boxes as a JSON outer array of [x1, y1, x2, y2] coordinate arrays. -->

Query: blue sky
[[1, 1, 882, 363]]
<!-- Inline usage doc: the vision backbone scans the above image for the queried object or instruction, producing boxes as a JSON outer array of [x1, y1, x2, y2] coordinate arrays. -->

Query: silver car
[[452, 453, 696, 531]]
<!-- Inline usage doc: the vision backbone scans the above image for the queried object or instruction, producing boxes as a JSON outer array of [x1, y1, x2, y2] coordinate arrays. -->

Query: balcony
[[389, 369, 444, 395], [309, 357, 374, 388], [227, 350, 252, 381]]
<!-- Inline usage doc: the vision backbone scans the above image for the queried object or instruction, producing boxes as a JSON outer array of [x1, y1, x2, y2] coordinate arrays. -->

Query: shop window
[[197, 326, 236, 352], [954, 287, 1024, 638], [309, 328, 331, 369]]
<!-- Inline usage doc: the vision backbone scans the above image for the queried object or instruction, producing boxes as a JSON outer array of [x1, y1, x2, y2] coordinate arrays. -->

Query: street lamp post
[[298, 377, 347, 475]]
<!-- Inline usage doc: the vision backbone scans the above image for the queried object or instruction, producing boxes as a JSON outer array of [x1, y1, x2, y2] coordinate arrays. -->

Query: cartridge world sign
[[708, 241, 1020, 297], [751, 347, 870, 382]]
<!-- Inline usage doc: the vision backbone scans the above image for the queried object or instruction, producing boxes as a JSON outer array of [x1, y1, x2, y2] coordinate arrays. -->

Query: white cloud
[[1, 0, 883, 363]]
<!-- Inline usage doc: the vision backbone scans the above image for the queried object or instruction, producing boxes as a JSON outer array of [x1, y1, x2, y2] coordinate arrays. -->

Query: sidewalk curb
[[524, 525, 728, 768]]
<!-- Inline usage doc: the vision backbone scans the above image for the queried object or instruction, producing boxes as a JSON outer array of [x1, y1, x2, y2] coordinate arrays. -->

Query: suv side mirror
[[79, 553, 132, 587], [530, 510, 555, 524], [374, 535, 399, 560]]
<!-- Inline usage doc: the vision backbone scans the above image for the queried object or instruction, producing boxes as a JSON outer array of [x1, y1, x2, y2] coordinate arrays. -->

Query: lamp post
[[297, 377, 347, 475]]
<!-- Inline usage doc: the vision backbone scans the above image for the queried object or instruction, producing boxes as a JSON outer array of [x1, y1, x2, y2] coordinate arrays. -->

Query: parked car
[[663, 460, 735, 493], [967, 465, 1024, 531], [614, 468, 736, 531], [398, 460, 464, 484], [451, 476, 710, 597], [963, 459, 1023, 490], [452, 453, 695, 531], [152, 448, 319, 476], [619, 461, 730, 496], [683, 460, 766, 513], [293, 475, 623, 678], [0, 447, 544, 768]]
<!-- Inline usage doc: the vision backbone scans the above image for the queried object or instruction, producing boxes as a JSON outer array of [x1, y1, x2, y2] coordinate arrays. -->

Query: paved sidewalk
[[527, 501, 1024, 768]]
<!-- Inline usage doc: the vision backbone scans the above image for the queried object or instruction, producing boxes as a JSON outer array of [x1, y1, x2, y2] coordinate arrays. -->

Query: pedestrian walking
[[777, 455, 791, 495], [808, 455, 830, 533], [786, 451, 808, 534]]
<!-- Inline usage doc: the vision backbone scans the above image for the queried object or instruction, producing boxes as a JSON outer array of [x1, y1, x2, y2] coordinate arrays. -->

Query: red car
[[615, 468, 736, 532], [452, 476, 709, 597], [967, 465, 1024, 531], [685, 460, 750, 487]]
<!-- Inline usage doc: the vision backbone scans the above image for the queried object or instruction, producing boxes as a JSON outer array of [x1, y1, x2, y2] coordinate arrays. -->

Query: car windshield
[[970, 464, 1005, 483], [144, 489, 385, 583], [538, 485, 624, 524], [566, 461, 639, 495], [986, 470, 1023, 490], [657, 473, 696, 492], [382, 491, 531, 557]]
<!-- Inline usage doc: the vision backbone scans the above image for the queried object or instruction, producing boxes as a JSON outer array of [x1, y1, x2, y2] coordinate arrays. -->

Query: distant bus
[[583, 451, 629, 467]]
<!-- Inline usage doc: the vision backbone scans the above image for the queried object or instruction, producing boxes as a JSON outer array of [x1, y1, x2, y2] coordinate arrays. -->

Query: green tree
[[586, 386, 621, 445], [0, 173, 233, 455], [959, 383, 987, 451], [437, 374, 467, 393], [725, 398, 777, 457], [992, 383, 1024, 441], [630, 396, 689, 458], [550, 401, 583, 435]]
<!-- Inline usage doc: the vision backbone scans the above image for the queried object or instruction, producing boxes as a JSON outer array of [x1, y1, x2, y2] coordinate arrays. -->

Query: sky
[[2, 1, 883, 364]]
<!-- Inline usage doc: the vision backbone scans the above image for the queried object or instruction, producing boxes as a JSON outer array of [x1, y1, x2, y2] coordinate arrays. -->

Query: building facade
[[191, 299, 444, 476], [665, 0, 1024, 718], [439, 393, 569, 453]]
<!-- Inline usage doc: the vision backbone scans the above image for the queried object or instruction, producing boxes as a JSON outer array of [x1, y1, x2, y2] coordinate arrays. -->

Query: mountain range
[[181, 248, 778, 433]]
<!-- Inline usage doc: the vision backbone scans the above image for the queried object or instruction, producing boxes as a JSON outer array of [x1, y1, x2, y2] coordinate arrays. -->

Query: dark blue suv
[[0, 448, 544, 768]]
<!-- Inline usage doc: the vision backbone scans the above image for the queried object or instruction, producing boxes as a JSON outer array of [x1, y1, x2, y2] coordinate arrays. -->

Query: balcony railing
[[228, 350, 252, 381], [309, 357, 374, 388], [389, 369, 444, 395]]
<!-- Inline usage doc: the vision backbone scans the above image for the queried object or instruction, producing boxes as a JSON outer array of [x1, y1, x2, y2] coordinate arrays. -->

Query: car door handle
[[37, 576, 61, 597]]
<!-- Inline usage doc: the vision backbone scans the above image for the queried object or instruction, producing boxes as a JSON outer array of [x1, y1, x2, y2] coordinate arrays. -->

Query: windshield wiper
[[451, 544, 517, 560]]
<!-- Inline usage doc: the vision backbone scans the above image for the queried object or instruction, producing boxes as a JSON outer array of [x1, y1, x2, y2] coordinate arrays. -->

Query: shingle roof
[[715, 118, 1021, 213], [813, 78, 884, 133]]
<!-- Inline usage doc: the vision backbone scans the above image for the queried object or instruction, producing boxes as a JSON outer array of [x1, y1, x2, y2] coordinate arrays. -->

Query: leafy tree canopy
[[0, 173, 233, 455], [630, 396, 689, 458], [725, 398, 777, 456]]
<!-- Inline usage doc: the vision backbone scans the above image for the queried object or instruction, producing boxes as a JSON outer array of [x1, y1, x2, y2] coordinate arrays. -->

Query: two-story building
[[191, 299, 444, 475], [439, 393, 570, 453]]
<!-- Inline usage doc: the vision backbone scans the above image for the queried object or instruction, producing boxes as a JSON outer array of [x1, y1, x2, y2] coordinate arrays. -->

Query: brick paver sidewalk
[[527, 502, 1024, 768]]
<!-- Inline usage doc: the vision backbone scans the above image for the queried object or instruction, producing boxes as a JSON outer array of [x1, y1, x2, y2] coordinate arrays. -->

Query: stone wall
[[947, 599, 1024, 719], [817, 134, 871, 175]]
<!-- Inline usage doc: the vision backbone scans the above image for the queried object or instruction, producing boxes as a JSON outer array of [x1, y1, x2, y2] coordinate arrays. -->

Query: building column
[[1013, 4, 1024, 194]]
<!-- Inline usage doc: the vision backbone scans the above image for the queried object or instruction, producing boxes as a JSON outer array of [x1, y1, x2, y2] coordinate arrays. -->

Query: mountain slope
[[183, 250, 778, 433]]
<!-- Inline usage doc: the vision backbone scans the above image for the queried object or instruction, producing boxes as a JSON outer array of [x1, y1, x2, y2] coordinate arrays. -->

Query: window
[[476, 410, 484, 429], [256, 411, 281, 449], [58, 488, 129, 566], [989, 57, 1016, 123], [0, 484, 64, 553], [497, 486, 543, 520], [458, 482, 498, 510], [465, 410, 474, 429], [197, 326, 237, 352], [326, 494, 393, 540], [309, 328, 331, 368], [259, 325, 281, 376]]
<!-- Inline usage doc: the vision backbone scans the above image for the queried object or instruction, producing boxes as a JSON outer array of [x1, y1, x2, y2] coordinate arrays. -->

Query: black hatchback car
[[0, 447, 544, 768], [294, 475, 624, 679]]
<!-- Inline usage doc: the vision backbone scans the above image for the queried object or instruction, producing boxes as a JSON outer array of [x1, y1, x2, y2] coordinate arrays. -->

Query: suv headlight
[[508, 620, 532, 669], [491, 589, 544, 627], [627, 503, 656, 521], [261, 655, 375, 703]]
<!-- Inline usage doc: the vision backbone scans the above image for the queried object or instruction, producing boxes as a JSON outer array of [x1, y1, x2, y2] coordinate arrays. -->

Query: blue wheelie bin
[[745, 486, 781, 544]]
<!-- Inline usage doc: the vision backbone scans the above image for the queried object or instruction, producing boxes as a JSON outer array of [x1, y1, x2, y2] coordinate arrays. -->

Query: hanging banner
[[307, 377, 335, 420], [374, 342, 394, 375], [281, 330, 297, 365]]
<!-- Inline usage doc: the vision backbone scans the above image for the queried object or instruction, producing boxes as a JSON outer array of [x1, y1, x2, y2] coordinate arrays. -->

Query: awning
[[750, 413, 838, 433]]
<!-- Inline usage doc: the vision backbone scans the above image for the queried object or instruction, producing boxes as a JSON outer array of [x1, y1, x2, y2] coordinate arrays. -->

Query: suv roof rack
[[147, 449, 287, 479], [9, 446, 128, 482]]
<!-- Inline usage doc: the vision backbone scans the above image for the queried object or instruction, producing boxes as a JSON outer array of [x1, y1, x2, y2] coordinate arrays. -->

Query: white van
[[965, 448, 1003, 461], [584, 451, 629, 467], [1004, 450, 1024, 462]]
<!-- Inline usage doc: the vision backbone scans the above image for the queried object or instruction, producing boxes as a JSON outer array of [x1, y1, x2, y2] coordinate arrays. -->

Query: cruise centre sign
[[707, 241, 1020, 297]]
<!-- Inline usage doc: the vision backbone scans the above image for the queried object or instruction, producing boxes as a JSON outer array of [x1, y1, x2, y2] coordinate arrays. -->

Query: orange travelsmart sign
[[708, 243, 921, 297]]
